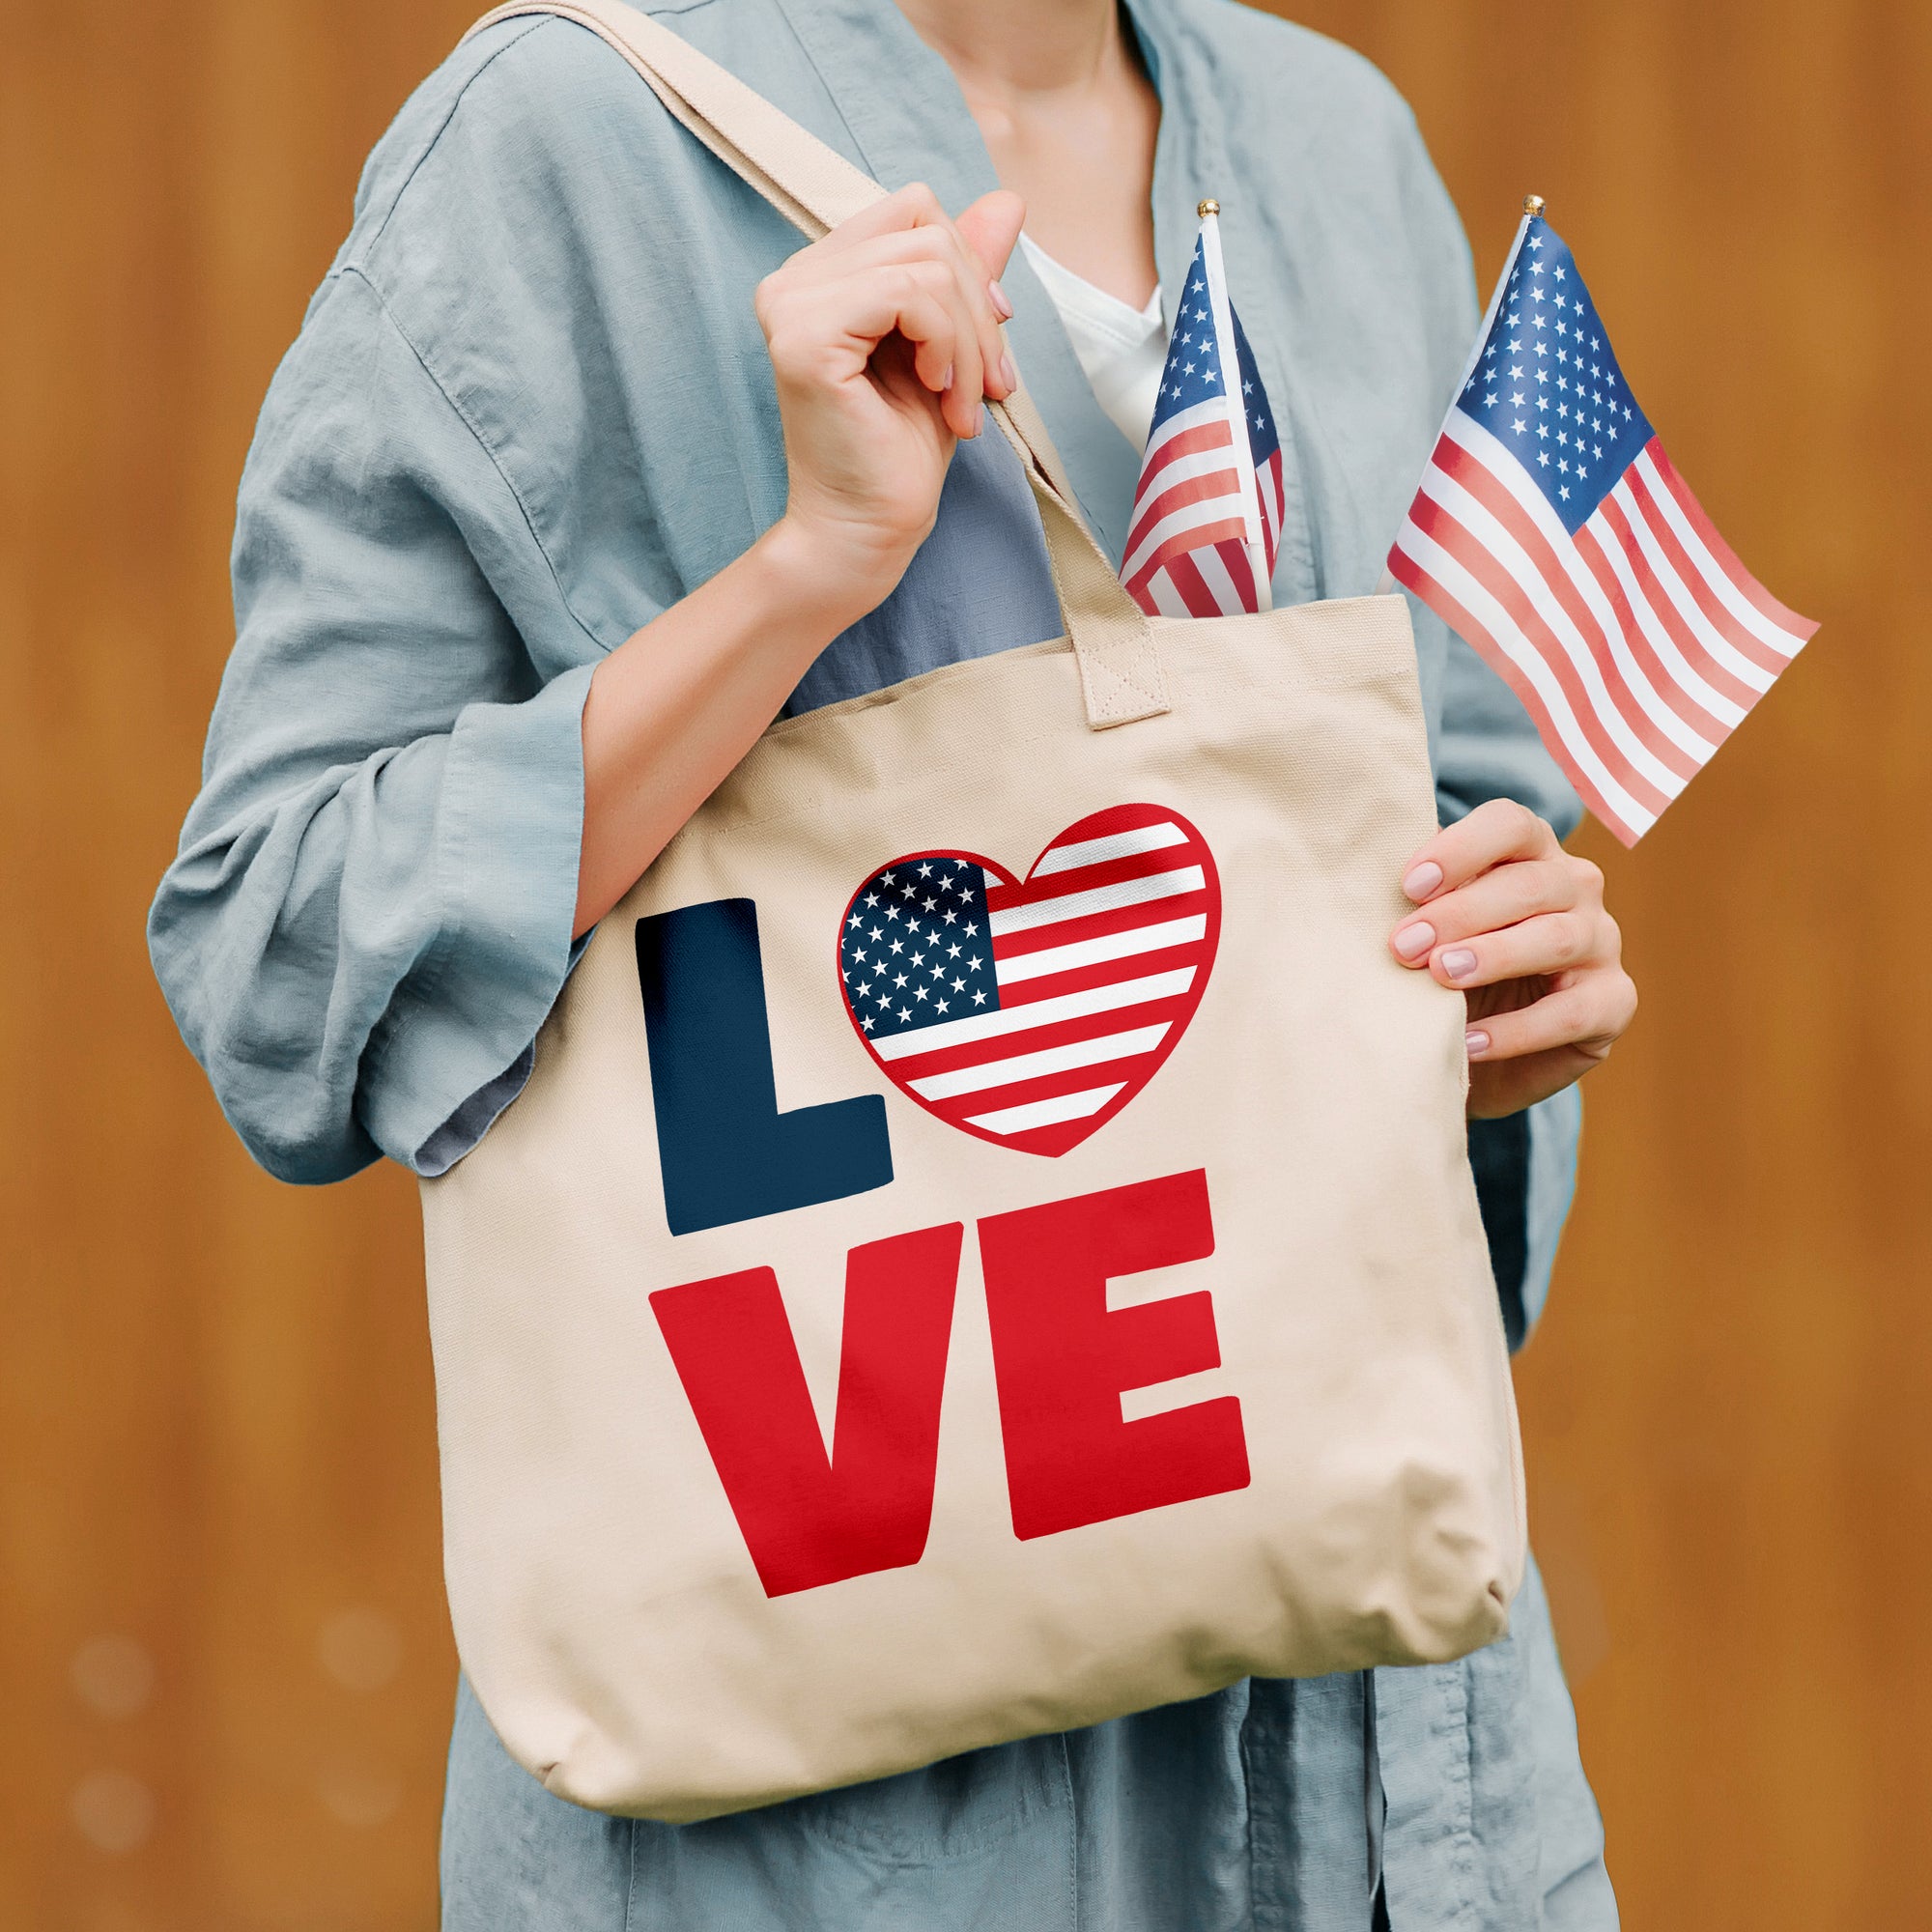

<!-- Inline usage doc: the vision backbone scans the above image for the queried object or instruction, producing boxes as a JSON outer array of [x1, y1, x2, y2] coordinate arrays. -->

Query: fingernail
[[973, 402, 985, 437], [1403, 862, 1443, 901], [1393, 922, 1435, 960], [988, 277, 1014, 320], [999, 352, 1017, 392], [1465, 1028, 1492, 1057], [940, 362, 953, 392], [1440, 948, 1478, 980]]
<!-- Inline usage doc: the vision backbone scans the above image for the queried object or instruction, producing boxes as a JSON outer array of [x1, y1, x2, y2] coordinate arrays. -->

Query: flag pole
[[1197, 197, 1274, 611], [1373, 193, 1548, 597]]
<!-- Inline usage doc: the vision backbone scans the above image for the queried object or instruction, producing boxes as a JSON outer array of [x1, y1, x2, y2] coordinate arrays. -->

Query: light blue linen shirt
[[150, 0, 1613, 1922]]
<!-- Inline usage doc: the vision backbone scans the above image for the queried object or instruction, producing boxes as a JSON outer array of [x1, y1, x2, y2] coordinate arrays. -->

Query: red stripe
[[1164, 550, 1228, 618], [1138, 416, 1235, 482], [920, 1047, 1172, 1129], [1124, 465, 1244, 565], [1621, 466, 1792, 675], [1568, 519, 1735, 743], [1214, 537, 1259, 612], [991, 888, 1213, 964], [1126, 517, 1252, 602], [883, 995, 1196, 1086], [1406, 495, 1672, 817], [1432, 443, 1701, 781], [993, 939, 1208, 1007], [1643, 441, 1818, 639], [985, 843, 1204, 915], [1593, 495, 1763, 711], [1390, 538, 1644, 848]]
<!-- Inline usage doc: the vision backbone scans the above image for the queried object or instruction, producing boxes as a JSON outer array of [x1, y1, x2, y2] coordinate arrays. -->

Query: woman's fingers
[[763, 262, 983, 436], [1463, 970, 1637, 1065], [1390, 855, 1596, 965], [954, 186, 1027, 377], [1420, 910, 1608, 991], [771, 184, 1019, 416], [1401, 798, 1558, 903]]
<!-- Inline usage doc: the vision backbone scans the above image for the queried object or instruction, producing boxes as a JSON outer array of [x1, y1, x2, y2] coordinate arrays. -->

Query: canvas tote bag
[[422, 0, 1525, 1823]]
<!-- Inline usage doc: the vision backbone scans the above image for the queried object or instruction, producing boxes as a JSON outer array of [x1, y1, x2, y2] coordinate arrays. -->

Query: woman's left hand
[[1390, 799, 1638, 1119]]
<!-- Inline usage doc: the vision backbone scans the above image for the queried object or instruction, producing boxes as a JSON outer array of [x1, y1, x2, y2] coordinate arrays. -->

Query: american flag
[[1122, 209, 1286, 618], [1388, 211, 1819, 847], [838, 806, 1221, 1157]]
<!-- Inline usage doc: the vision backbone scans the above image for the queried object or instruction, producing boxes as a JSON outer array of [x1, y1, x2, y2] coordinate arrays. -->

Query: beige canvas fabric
[[420, 0, 1525, 1823]]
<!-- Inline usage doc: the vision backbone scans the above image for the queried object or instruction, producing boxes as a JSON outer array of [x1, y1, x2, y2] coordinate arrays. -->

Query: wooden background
[[3, 0, 1925, 1924]]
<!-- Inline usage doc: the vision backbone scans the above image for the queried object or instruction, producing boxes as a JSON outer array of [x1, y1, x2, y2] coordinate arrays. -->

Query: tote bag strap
[[463, 0, 1170, 728]]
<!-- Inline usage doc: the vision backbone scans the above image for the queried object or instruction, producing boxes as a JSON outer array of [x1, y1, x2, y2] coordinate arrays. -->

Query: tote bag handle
[[464, 0, 1171, 728]]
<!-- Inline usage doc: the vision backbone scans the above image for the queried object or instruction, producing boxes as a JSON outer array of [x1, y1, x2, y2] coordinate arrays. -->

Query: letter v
[[649, 1224, 964, 1597]]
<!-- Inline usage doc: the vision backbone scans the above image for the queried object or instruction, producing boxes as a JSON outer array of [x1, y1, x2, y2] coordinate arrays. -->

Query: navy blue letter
[[637, 899, 893, 1236]]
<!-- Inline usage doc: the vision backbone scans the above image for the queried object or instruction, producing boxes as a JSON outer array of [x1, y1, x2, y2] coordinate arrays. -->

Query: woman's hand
[[572, 185, 1026, 936], [756, 182, 1028, 622], [1390, 800, 1637, 1118]]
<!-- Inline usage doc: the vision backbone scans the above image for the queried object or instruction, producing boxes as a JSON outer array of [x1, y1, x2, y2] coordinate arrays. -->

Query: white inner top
[[1018, 232, 1165, 452]]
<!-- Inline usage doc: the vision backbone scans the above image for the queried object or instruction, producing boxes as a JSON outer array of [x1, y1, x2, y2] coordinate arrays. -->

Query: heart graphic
[[837, 804, 1221, 1156]]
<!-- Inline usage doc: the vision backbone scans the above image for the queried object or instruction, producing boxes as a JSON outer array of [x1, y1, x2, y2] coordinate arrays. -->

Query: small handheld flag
[[1122, 201, 1287, 618], [1388, 198, 1819, 846]]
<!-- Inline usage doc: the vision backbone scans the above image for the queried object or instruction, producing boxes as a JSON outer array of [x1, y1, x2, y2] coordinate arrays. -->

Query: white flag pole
[[1372, 193, 1547, 597], [1197, 199, 1273, 612]]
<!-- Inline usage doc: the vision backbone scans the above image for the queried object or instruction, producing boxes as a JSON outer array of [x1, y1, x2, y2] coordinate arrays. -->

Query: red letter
[[649, 1224, 963, 1597], [978, 1170, 1247, 1541]]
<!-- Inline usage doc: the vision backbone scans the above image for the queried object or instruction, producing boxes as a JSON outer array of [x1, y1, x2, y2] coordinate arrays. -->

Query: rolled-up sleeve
[[149, 266, 600, 1183]]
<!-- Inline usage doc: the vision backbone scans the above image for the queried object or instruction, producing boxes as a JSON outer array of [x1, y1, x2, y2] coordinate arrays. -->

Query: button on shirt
[[149, 0, 1613, 1925]]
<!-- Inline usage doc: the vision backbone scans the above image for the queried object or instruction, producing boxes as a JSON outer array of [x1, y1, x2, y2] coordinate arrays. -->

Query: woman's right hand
[[755, 183, 1028, 623]]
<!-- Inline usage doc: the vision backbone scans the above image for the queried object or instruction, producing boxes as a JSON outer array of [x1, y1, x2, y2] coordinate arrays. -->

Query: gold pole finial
[[1523, 193, 1547, 219], [1198, 198, 1220, 218]]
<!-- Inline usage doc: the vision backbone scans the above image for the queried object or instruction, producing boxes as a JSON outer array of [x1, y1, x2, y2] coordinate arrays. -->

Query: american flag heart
[[836, 805, 1221, 1156]]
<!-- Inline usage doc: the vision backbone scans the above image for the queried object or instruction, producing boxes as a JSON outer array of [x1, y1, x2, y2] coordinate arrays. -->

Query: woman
[[152, 0, 1634, 1922]]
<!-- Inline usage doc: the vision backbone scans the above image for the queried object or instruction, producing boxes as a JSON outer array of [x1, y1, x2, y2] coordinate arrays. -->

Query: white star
[[861, 1014, 874, 1031], [1538, 451, 1551, 468], [847, 912, 863, 929], [972, 989, 987, 1006], [881, 870, 895, 884], [889, 939, 903, 956], [951, 976, 965, 992], [948, 943, 962, 958], [922, 895, 936, 912], [1514, 417, 1528, 434], [1559, 485, 1571, 501], [867, 925, 882, 942], [965, 922, 980, 936], [915, 986, 928, 1002], [864, 892, 879, 907], [943, 909, 957, 924], [898, 1007, 912, 1021], [894, 971, 908, 987], [935, 1000, 950, 1013]]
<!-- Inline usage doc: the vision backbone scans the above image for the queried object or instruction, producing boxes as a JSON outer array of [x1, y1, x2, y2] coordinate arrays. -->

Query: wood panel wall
[[2, 1, 1923, 1924]]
